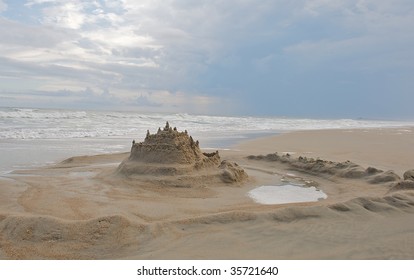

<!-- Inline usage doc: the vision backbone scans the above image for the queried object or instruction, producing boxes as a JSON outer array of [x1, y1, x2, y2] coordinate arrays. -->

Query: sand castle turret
[[117, 122, 247, 183]]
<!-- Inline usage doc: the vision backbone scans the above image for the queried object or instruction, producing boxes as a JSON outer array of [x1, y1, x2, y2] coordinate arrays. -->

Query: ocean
[[1, 107, 413, 174]]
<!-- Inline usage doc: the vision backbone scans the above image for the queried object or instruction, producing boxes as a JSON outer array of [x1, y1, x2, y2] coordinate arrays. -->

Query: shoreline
[[1, 127, 414, 259], [0, 130, 278, 176]]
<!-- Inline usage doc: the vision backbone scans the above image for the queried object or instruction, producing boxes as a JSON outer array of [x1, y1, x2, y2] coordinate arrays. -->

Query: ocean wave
[[1, 107, 413, 140]]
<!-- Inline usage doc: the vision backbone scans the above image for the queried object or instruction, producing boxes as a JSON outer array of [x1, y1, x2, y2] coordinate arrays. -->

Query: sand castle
[[117, 122, 247, 183], [128, 121, 219, 165]]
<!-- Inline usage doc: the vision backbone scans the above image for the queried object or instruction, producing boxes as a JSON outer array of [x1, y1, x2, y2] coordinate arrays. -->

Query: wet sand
[[1, 127, 414, 259]]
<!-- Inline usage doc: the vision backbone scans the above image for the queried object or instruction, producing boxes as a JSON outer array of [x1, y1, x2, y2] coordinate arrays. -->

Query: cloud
[[0, 0, 7, 13], [3, 1, 291, 100], [41, 2, 87, 29], [1, 0, 414, 117], [282, 0, 414, 72], [302, 0, 346, 16], [0, 86, 230, 114]]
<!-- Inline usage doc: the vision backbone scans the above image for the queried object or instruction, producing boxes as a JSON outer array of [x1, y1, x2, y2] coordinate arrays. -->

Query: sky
[[0, 0, 413, 118]]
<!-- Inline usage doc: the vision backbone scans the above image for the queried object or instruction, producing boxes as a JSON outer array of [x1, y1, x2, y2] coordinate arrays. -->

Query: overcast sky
[[0, 0, 413, 118]]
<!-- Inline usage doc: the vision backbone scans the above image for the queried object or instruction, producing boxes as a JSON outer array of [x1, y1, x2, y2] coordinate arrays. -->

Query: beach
[[1, 126, 414, 259]]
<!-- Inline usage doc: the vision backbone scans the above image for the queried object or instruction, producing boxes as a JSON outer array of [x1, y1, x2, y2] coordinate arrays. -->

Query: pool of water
[[248, 184, 327, 205]]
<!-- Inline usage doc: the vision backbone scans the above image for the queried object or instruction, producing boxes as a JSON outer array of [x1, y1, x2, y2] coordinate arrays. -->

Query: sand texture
[[1, 127, 414, 259]]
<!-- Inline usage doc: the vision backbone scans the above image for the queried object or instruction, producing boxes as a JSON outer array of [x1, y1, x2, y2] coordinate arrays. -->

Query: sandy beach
[[1, 127, 414, 259]]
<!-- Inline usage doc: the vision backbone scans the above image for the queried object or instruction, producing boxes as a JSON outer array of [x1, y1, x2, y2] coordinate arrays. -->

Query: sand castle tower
[[117, 122, 247, 183]]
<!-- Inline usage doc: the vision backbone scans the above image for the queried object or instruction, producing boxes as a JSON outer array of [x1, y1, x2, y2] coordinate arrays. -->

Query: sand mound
[[389, 169, 414, 192], [116, 122, 247, 184], [390, 180, 414, 192], [247, 153, 400, 184], [219, 160, 248, 183], [403, 169, 414, 181]]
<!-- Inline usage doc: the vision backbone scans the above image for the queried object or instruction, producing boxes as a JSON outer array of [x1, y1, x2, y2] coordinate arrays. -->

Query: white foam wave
[[1, 107, 413, 140]]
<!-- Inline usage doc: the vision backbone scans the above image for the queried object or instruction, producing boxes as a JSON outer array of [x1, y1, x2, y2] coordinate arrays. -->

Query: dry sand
[[1, 127, 414, 259]]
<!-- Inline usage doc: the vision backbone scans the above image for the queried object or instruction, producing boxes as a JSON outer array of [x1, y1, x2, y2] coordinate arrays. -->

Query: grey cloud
[[2, 1, 289, 94], [0, 0, 7, 13], [131, 95, 162, 107], [0, 18, 76, 48], [0, 56, 117, 86], [1, 0, 414, 117]]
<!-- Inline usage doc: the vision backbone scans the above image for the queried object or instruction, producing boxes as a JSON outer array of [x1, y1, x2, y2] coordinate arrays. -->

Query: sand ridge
[[1, 192, 413, 259], [247, 153, 401, 185]]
